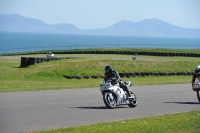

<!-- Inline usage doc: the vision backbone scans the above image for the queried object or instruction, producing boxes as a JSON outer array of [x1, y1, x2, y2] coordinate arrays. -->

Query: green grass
[[25, 110, 200, 133], [0, 76, 192, 92], [68, 48, 200, 54], [0, 54, 198, 92]]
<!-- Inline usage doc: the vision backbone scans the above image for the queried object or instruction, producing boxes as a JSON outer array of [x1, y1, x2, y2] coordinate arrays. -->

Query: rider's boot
[[120, 82, 135, 99], [126, 90, 134, 99], [128, 93, 134, 99]]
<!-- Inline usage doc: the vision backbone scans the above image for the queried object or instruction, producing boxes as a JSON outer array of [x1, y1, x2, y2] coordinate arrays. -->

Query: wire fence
[[0, 44, 199, 54]]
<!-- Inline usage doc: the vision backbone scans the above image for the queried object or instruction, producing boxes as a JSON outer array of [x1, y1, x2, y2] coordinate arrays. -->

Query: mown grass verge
[[25, 110, 200, 133], [0, 76, 192, 92]]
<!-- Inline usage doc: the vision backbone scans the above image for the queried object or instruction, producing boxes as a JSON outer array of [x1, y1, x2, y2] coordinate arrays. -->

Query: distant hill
[[82, 19, 200, 38], [0, 14, 79, 34], [0, 14, 200, 38]]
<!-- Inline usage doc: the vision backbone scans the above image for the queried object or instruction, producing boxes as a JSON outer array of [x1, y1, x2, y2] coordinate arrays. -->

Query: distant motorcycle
[[133, 55, 138, 60], [46, 52, 55, 59], [100, 78, 137, 109], [192, 82, 200, 102], [133, 53, 138, 60]]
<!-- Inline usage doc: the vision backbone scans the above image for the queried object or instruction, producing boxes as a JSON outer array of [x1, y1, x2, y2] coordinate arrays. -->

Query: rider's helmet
[[195, 65, 200, 74], [105, 65, 113, 75], [49, 52, 52, 54]]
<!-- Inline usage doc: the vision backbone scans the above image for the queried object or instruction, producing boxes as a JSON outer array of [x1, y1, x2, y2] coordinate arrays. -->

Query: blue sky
[[0, 0, 199, 29]]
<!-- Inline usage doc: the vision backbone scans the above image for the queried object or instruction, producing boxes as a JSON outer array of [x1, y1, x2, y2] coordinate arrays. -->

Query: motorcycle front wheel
[[128, 91, 137, 108], [197, 90, 200, 102], [103, 93, 116, 109]]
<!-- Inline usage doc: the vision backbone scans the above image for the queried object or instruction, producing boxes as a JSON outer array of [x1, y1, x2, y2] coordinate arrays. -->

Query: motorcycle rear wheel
[[128, 91, 137, 108], [197, 90, 200, 102], [103, 93, 116, 109]]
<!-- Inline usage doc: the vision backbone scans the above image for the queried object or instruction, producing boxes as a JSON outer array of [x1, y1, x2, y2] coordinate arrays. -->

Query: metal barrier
[[0, 44, 200, 54]]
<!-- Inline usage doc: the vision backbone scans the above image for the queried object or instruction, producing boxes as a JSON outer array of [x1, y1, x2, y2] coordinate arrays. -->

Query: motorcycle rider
[[104, 65, 134, 99], [47, 52, 55, 59], [133, 52, 138, 60], [192, 65, 200, 85]]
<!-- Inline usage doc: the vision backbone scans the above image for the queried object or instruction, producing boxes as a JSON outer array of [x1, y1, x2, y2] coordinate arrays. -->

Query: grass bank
[[26, 110, 200, 133], [0, 54, 197, 92]]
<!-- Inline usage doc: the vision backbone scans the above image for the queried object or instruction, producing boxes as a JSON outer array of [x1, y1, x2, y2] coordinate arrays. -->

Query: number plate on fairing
[[193, 82, 200, 91], [193, 82, 200, 88]]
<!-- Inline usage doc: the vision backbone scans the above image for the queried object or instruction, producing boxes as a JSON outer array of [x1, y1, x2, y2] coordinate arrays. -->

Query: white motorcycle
[[47, 53, 55, 59], [100, 78, 137, 109], [192, 82, 200, 102], [133, 55, 138, 60]]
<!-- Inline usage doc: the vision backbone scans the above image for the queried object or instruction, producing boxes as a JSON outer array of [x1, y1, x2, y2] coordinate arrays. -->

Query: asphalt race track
[[0, 84, 199, 133]]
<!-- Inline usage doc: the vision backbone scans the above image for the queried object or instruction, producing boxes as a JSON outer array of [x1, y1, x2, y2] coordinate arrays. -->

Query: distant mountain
[[0, 14, 79, 34], [0, 14, 200, 38], [82, 18, 200, 38]]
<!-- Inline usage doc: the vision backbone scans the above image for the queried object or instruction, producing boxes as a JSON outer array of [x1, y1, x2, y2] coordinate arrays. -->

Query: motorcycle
[[192, 82, 200, 102], [46, 53, 55, 59], [100, 78, 137, 109], [133, 55, 138, 60]]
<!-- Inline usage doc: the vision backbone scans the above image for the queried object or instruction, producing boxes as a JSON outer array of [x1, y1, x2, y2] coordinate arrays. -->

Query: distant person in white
[[47, 52, 55, 59]]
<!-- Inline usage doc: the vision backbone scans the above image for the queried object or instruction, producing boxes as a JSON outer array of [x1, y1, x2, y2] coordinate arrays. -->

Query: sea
[[0, 32, 200, 54]]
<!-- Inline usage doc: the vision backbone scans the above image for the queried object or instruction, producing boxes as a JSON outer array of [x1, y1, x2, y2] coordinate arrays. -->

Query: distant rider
[[104, 65, 133, 99], [47, 52, 55, 59], [133, 52, 138, 60], [192, 65, 200, 85]]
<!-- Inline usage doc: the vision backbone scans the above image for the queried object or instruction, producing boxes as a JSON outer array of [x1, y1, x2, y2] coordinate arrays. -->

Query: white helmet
[[195, 65, 200, 73]]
